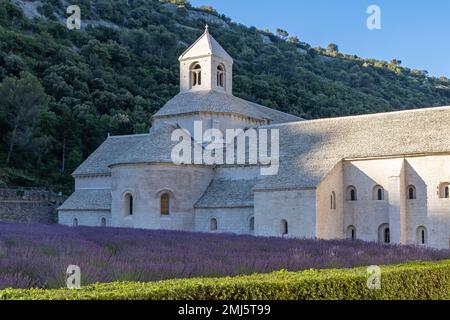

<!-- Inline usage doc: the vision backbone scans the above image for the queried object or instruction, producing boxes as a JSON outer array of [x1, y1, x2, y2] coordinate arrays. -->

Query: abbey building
[[59, 27, 450, 249]]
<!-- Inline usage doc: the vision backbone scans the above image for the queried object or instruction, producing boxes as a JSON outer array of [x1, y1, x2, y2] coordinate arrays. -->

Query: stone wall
[[254, 189, 317, 238], [110, 163, 214, 230], [59, 210, 111, 227], [194, 207, 254, 235], [0, 188, 66, 224]]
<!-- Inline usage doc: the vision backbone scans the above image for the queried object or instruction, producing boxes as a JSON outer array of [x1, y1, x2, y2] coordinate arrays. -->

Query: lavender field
[[0, 222, 449, 290]]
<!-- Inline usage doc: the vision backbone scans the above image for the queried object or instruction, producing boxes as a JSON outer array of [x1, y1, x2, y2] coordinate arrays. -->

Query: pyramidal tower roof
[[179, 25, 233, 63]]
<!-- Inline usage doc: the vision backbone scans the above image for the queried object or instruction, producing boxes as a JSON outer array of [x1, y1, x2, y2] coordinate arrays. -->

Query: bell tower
[[179, 25, 233, 94]]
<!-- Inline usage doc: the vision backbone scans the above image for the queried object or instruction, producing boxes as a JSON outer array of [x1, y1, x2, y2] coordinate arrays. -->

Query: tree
[[0, 72, 49, 164], [276, 28, 289, 40], [327, 43, 339, 53], [288, 36, 300, 45], [390, 59, 402, 66]]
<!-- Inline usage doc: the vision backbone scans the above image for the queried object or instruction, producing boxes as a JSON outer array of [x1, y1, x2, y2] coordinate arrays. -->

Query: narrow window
[[347, 186, 357, 201], [280, 220, 288, 236], [439, 183, 450, 199], [190, 63, 202, 87], [373, 186, 385, 201], [330, 191, 336, 210], [217, 64, 225, 87], [160, 193, 170, 216], [73, 217, 79, 227], [124, 193, 133, 216], [408, 186, 416, 200], [210, 218, 218, 231], [101, 217, 107, 227], [378, 224, 390, 244], [417, 226, 427, 245], [384, 228, 390, 244], [347, 226, 356, 240], [249, 217, 255, 232]]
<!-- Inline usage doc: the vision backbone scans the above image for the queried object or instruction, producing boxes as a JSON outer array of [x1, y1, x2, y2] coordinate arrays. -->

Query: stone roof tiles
[[58, 189, 111, 211], [153, 90, 302, 124], [195, 179, 257, 208], [255, 106, 450, 191]]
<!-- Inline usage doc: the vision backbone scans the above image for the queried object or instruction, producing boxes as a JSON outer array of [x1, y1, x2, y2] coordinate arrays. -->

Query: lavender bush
[[0, 222, 449, 290]]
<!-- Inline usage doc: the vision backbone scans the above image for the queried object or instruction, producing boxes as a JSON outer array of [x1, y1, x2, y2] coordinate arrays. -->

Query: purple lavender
[[0, 222, 448, 289]]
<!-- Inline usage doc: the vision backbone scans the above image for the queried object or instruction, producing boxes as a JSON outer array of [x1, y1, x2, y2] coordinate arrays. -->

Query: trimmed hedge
[[1, 260, 449, 300]]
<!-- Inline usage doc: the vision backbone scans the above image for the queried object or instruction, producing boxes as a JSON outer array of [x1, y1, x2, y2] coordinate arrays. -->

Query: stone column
[[388, 161, 407, 244]]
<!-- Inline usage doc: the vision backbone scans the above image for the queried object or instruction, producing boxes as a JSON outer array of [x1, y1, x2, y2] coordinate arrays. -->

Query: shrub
[[1, 223, 450, 290], [1, 260, 449, 300]]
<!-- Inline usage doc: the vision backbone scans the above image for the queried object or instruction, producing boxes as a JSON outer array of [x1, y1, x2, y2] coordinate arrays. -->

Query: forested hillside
[[1, 0, 450, 193]]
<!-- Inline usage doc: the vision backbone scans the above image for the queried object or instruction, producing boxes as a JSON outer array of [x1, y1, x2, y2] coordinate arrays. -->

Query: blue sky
[[190, 0, 450, 77]]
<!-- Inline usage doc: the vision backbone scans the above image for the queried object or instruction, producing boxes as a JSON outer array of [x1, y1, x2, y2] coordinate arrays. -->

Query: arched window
[[347, 225, 356, 240], [100, 217, 107, 227], [160, 193, 170, 216], [346, 186, 357, 201], [330, 191, 336, 210], [124, 193, 133, 216], [210, 218, 218, 231], [438, 183, 449, 199], [373, 185, 385, 201], [249, 216, 255, 232], [190, 63, 202, 87], [217, 64, 225, 88], [280, 220, 288, 236], [378, 224, 390, 244], [416, 226, 427, 245], [408, 185, 416, 200], [72, 217, 79, 227]]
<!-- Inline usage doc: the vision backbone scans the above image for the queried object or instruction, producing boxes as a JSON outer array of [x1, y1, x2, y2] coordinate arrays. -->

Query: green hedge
[[1, 260, 449, 300]]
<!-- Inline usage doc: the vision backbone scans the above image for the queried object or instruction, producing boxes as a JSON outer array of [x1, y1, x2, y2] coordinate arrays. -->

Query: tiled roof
[[255, 106, 450, 191], [58, 189, 111, 211], [195, 179, 257, 208], [73, 134, 150, 176], [153, 90, 302, 124], [179, 27, 233, 63]]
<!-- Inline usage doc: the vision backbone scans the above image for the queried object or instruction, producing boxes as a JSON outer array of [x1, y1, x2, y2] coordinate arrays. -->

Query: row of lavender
[[0, 222, 449, 289]]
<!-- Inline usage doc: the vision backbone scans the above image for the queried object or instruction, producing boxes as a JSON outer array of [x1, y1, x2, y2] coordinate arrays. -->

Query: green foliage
[[1, 260, 449, 300], [0, 0, 449, 193], [0, 72, 49, 164]]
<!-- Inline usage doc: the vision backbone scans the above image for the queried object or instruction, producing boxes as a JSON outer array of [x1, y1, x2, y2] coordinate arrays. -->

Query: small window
[[101, 217, 107, 227], [378, 224, 390, 244], [160, 193, 170, 216], [347, 225, 356, 240], [217, 64, 225, 88], [210, 218, 218, 231], [438, 183, 450, 199], [72, 217, 79, 227], [408, 185, 416, 200], [124, 193, 133, 216], [249, 217, 255, 232], [346, 186, 357, 201], [373, 185, 385, 201], [280, 219, 288, 236], [416, 226, 427, 245], [190, 63, 202, 87], [330, 191, 336, 210]]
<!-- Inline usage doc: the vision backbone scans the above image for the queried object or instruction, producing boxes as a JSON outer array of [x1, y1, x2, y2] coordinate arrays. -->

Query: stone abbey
[[59, 27, 450, 249]]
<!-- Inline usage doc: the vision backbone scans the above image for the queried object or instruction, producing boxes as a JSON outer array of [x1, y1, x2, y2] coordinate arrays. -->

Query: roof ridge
[[264, 105, 450, 128], [108, 133, 151, 139]]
